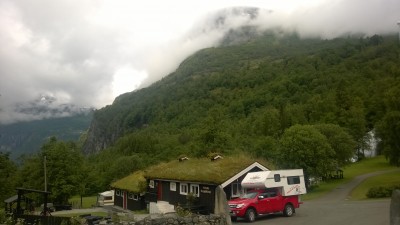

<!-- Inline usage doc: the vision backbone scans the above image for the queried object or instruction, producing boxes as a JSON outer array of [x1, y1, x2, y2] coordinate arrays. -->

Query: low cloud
[[0, 0, 399, 124]]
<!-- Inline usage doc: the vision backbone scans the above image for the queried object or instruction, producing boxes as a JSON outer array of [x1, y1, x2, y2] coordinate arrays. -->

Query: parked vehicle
[[228, 169, 306, 222]]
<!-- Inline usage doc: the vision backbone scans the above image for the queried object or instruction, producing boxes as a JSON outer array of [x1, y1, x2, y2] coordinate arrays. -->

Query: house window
[[133, 194, 139, 201], [116, 190, 120, 196], [287, 176, 300, 185], [170, 182, 176, 191], [190, 184, 200, 197], [231, 179, 241, 197], [128, 192, 134, 199], [149, 180, 155, 188], [180, 183, 188, 195]]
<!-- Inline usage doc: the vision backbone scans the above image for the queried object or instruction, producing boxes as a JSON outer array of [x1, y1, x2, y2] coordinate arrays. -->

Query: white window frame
[[180, 183, 188, 195], [231, 179, 241, 198], [149, 180, 155, 188], [170, 182, 176, 191], [133, 194, 139, 201], [116, 190, 121, 196], [190, 184, 200, 197], [128, 192, 134, 199]]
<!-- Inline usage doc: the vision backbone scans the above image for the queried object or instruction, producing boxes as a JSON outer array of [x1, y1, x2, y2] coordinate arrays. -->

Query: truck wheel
[[231, 216, 237, 222], [245, 208, 256, 222], [283, 204, 295, 217]]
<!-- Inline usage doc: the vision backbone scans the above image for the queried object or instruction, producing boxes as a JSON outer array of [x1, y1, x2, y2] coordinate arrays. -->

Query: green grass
[[350, 170, 400, 200], [69, 196, 98, 209], [304, 156, 398, 200]]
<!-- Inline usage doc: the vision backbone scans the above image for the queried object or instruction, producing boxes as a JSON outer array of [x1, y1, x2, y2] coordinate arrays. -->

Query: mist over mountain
[[0, 95, 93, 158]]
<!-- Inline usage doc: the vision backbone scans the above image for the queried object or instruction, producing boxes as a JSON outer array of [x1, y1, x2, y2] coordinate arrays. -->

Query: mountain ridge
[[83, 31, 399, 156]]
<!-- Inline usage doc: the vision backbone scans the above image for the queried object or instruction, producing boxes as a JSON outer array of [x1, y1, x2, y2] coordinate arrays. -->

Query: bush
[[366, 185, 400, 198]]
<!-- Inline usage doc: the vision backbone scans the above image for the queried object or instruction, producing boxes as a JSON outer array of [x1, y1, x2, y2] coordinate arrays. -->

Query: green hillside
[[80, 31, 400, 191]]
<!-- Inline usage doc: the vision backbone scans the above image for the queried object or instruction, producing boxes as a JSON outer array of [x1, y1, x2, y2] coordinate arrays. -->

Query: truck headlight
[[236, 203, 245, 208]]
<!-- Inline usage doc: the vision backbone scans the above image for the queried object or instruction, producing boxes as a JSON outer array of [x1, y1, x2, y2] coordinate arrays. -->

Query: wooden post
[[391, 189, 400, 225]]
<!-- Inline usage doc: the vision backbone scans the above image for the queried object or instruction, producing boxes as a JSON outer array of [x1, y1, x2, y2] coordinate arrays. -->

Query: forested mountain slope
[[0, 112, 93, 159], [83, 31, 400, 164]]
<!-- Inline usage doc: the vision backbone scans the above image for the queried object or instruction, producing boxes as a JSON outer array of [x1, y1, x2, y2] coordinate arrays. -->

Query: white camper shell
[[241, 169, 307, 196], [97, 190, 114, 206]]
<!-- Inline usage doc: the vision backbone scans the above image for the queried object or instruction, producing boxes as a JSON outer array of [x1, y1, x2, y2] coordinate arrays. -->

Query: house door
[[123, 191, 127, 210], [157, 181, 162, 201]]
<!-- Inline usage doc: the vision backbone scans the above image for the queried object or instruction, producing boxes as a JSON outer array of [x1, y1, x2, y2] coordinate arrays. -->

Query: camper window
[[287, 176, 300, 185], [274, 174, 281, 182]]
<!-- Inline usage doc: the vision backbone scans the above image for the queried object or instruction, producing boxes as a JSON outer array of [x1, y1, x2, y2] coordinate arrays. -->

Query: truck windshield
[[240, 192, 258, 199]]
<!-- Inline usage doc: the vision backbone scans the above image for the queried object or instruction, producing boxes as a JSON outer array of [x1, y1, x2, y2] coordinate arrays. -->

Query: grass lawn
[[69, 196, 98, 209], [350, 170, 400, 200], [303, 155, 399, 200]]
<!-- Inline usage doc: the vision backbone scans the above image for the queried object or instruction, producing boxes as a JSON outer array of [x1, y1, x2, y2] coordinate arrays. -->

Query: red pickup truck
[[228, 188, 302, 222]]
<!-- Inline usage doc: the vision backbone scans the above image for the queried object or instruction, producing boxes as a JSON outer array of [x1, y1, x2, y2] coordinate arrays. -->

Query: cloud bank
[[0, 0, 399, 124]]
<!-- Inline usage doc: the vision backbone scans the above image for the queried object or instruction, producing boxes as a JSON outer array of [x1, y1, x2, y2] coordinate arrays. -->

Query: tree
[[314, 124, 357, 167], [375, 84, 400, 166], [376, 111, 400, 166], [0, 152, 17, 202], [40, 137, 85, 203], [277, 125, 336, 179]]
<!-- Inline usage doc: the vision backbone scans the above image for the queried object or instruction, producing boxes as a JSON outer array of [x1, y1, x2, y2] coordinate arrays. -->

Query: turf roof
[[111, 170, 147, 193], [144, 155, 271, 184]]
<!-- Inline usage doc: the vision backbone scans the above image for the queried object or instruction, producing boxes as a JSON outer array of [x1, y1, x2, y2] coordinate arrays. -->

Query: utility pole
[[44, 156, 47, 192]]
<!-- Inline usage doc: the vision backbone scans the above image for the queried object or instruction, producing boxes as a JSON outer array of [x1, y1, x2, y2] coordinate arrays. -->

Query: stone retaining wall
[[135, 214, 228, 225]]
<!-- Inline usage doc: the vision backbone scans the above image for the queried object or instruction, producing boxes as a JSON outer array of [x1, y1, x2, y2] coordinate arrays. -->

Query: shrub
[[366, 185, 400, 198]]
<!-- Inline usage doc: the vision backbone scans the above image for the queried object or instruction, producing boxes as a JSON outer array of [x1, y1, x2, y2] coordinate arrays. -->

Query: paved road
[[234, 170, 399, 225]]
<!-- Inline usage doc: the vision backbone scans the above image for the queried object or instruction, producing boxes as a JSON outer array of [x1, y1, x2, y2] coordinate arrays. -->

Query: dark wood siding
[[198, 184, 216, 213], [114, 189, 123, 208], [127, 194, 146, 211], [146, 179, 158, 203]]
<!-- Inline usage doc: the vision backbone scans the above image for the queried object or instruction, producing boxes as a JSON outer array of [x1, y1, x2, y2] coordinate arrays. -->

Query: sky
[[0, 0, 399, 124]]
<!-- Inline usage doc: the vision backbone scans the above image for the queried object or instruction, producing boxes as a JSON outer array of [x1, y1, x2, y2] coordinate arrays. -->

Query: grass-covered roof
[[111, 170, 146, 193], [111, 155, 272, 192], [144, 155, 271, 184]]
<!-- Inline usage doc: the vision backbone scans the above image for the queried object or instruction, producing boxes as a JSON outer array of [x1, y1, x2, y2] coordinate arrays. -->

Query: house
[[111, 171, 147, 211], [144, 155, 270, 214]]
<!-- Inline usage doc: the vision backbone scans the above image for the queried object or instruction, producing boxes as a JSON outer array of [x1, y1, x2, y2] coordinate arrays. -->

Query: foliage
[[375, 83, 400, 166], [366, 185, 400, 198], [15, 137, 86, 204], [81, 33, 400, 191], [277, 124, 336, 178], [0, 152, 17, 203]]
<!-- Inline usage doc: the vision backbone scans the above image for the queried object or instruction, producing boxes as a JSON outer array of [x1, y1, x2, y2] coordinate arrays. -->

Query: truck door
[[257, 192, 269, 214], [265, 188, 281, 213]]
